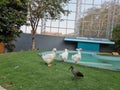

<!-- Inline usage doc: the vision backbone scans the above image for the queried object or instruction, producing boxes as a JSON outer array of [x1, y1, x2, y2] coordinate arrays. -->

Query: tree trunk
[[32, 35, 36, 50], [31, 29, 36, 50]]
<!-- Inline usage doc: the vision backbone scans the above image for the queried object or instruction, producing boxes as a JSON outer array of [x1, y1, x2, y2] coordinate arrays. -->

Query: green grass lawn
[[0, 51, 120, 90]]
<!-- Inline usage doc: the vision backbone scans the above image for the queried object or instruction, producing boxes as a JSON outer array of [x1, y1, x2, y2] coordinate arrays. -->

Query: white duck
[[72, 48, 82, 64], [42, 48, 57, 66], [59, 48, 68, 62]]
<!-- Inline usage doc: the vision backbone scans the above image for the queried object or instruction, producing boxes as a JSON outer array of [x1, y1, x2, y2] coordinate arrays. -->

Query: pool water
[[54, 51, 120, 71]]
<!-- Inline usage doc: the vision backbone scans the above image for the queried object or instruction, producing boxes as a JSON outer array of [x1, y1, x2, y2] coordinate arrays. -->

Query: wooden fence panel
[[0, 43, 4, 54]]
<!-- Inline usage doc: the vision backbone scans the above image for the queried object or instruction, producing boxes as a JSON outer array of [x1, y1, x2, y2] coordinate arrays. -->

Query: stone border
[[0, 86, 6, 90]]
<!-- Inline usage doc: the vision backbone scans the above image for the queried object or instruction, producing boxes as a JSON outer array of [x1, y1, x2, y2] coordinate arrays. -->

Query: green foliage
[[112, 24, 120, 40], [112, 24, 120, 53], [0, 0, 9, 5], [29, 0, 70, 20], [0, 0, 27, 43], [0, 51, 120, 90], [5, 43, 15, 52], [113, 40, 120, 53]]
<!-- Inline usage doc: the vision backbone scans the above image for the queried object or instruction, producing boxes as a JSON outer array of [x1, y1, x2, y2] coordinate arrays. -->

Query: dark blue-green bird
[[69, 66, 84, 78]]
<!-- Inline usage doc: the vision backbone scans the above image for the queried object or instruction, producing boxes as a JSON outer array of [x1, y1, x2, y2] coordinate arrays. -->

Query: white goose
[[72, 48, 82, 64], [42, 48, 57, 66], [59, 48, 68, 62]]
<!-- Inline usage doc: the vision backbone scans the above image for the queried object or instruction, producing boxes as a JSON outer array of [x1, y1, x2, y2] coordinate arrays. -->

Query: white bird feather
[[72, 48, 82, 64], [42, 48, 57, 66], [59, 48, 68, 62]]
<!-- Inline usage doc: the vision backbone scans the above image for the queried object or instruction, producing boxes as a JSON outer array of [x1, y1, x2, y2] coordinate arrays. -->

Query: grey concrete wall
[[13, 33, 77, 51], [13, 33, 115, 52]]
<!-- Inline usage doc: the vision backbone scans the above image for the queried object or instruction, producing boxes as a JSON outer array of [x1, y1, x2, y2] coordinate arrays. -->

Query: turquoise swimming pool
[[40, 51, 120, 71]]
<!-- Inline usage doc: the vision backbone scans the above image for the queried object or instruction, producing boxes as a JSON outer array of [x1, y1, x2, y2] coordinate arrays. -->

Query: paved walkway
[[0, 86, 6, 90]]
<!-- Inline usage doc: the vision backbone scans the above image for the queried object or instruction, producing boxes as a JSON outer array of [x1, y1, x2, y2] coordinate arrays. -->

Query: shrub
[[112, 24, 120, 53]]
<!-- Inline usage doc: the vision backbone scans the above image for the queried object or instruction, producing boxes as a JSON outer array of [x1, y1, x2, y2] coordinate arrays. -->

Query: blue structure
[[64, 36, 115, 52]]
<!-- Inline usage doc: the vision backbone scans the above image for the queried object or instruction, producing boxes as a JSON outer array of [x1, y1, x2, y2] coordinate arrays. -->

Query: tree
[[0, 0, 8, 5], [28, 0, 70, 50], [0, 0, 27, 52], [112, 24, 120, 53], [77, 1, 120, 38], [112, 24, 120, 40]]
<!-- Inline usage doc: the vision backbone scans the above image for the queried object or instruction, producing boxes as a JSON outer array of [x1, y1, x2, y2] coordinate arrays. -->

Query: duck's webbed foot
[[48, 63, 52, 67], [75, 61, 78, 64]]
